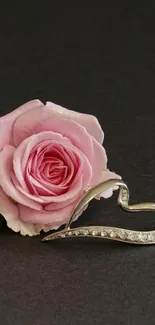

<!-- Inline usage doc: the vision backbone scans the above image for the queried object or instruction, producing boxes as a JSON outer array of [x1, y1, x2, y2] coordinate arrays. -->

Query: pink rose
[[0, 100, 121, 236]]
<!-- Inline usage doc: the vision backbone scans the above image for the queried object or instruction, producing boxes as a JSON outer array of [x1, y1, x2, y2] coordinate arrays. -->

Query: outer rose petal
[[18, 201, 76, 224], [45, 191, 83, 211], [0, 186, 18, 221], [46, 101, 104, 144], [36, 202, 89, 233], [0, 100, 42, 151], [0, 186, 40, 236], [13, 101, 104, 146], [90, 137, 107, 187], [0, 145, 42, 210], [34, 117, 94, 165], [98, 170, 122, 198]]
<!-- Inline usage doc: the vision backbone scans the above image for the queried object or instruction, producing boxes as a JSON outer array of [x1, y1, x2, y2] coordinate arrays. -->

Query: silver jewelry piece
[[42, 179, 155, 245]]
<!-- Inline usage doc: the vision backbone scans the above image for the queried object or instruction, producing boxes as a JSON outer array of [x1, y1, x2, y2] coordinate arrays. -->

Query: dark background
[[0, 3, 155, 324]]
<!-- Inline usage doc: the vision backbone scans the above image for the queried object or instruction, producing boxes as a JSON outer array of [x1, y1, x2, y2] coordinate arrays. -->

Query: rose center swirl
[[25, 143, 79, 197]]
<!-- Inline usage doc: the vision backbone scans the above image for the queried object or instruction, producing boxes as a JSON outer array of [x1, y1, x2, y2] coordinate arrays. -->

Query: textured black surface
[[0, 3, 155, 324]]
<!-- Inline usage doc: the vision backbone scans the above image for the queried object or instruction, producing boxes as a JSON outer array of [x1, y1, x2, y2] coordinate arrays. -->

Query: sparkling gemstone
[[148, 233, 155, 242], [92, 230, 98, 236], [148, 233, 153, 241], [74, 230, 80, 236], [60, 233, 65, 238], [109, 231, 115, 238], [138, 233, 148, 242], [81, 229, 89, 236], [68, 231, 72, 236], [101, 231, 107, 237], [118, 230, 126, 240], [127, 232, 138, 241]]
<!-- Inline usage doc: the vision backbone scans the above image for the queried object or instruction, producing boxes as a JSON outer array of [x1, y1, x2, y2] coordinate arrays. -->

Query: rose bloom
[[0, 100, 121, 236]]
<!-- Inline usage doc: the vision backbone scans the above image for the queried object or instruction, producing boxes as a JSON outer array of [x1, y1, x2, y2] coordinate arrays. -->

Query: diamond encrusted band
[[42, 226, 155, 244]]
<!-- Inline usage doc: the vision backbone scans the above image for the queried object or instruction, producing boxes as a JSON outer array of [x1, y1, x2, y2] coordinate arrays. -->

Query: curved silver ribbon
[[42, 179, 155, 245]]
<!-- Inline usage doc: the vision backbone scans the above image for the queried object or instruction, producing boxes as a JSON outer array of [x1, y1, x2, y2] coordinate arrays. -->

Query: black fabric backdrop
[[0, 3, 155, 324]]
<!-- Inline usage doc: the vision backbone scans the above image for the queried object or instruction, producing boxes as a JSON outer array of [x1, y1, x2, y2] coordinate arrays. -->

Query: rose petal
[[34, 117, 94, 165], [0, 99, 43, 150], [44, 190, 83, 211], [0, 186, 18, 221], [90, 137, 107, 188], [0, 186, 41, 236], [46, 101, 104, 144], [7, 218, 41, 236], [13, 104, 58, 146], [0, 145, 42, 210], [18, 201, 76, 224], [13, 102, 104, 146], [14, 172, 83, 203], [99, 170, 122, 198]]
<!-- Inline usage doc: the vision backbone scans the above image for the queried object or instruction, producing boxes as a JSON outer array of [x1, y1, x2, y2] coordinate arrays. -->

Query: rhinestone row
[[121, 189, 129, 205], [56, 228, 155, 244]]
